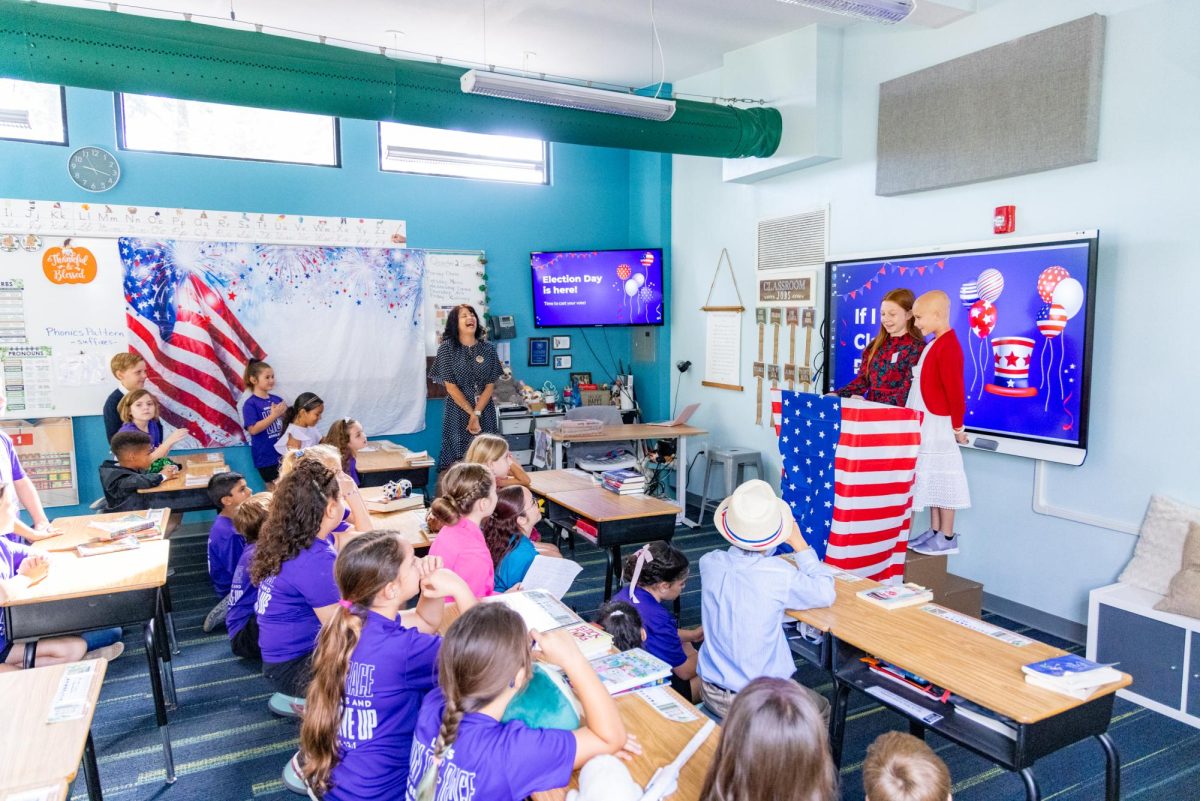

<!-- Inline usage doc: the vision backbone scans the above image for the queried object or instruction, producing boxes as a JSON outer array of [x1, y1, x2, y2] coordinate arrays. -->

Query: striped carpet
[[72, 520, 1199, 801]]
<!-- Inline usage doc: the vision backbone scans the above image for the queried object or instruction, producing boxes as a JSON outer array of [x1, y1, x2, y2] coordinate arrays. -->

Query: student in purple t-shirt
[[201, 472, 253, 633], [611, 541, 705, 702], [0, 388, 57, 544], [241, 360, 287, 487], [227, 493, 271, 660], [117, 389, 188, 461], [250, 460, 346, 697], [297, 530, 478, 800], [405, 604, 638, 801], [321, 417, 368, 487]]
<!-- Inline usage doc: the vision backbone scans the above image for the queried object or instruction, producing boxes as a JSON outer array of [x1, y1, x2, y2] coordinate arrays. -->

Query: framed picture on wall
[[553, 355, 573, 370], [552, 335, 571, 349], [528, 337, 550, 367], [568, 371, 592, 386]]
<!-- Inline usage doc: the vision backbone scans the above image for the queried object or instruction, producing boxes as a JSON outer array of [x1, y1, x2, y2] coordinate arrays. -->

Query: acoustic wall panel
[[876, 14, 1106, 197]]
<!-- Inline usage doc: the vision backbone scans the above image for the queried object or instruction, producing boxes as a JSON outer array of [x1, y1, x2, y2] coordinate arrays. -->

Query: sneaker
[[269, 692, 307, 718], [912, 532, 960, 556], [907, 529, 938, 551], [203, 594, 232, 633], [281, 752, 309, 796], [85, 641, 125, 663]]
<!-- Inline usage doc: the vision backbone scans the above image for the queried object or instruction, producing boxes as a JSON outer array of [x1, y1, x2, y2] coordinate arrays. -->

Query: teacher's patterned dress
[[429, 339, 503, 469]]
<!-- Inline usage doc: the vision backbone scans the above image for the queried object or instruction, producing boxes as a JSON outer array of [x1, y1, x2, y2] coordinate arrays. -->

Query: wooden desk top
[[544, 487, 681, 523], [0, 660, 106, 794], [362, 487, 432, 549], [789, 574, 1130, 724], [531, 689, 720, 801], [139, 451, 228, 494], [4, 512, 172, 606], [356, 441, 433, 473], [548, 423, 706, 443], [528, 469, 597, 496]]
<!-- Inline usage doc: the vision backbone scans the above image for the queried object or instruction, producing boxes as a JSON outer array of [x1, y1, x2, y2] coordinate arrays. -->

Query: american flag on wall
[[120, 238, 266, 447], [774, 389, 922, 583]]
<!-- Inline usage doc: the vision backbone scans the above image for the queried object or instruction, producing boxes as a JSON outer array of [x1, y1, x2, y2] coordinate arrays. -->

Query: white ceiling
[[45, 0, 974, 91]]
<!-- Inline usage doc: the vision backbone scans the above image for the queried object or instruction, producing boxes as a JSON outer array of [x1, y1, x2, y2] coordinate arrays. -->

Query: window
[[379, 122, 547, 184], [118, 94, 339, 166], [0, 79, 67, 145]]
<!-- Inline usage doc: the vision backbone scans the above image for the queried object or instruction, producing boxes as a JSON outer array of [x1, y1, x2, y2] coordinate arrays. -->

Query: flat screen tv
[[824, 231, 1098, 466], [531, 248, 665, 327]]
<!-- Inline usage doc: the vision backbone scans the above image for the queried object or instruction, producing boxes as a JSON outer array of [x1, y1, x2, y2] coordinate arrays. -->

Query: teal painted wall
[[0, 86, 671, 518]]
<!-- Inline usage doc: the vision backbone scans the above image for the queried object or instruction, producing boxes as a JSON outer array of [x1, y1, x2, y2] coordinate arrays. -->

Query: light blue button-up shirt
[[697, 546, 836, 693]]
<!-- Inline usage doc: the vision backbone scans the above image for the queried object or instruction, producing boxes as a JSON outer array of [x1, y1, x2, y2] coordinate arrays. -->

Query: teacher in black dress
[[429, 304, 503, 469]]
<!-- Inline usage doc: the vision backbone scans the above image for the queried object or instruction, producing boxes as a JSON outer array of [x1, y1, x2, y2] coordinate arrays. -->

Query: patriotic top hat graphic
[[985, 336, 1037, 398]]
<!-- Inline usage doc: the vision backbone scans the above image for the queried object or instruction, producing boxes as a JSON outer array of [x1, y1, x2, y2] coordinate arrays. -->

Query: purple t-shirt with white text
[[324, 610, 441, 801], [1, 538, 35, 653], [242, 393, 284, 468], [254, 536, 338, 663], [207, 515, 245, 597], [406, 687, 576, 801], [612, 584, 686, 668], [1, 432, 27, 544], [225, 543, 258, 640]]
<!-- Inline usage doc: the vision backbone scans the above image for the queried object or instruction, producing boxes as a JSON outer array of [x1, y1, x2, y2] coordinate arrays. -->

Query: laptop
[[647, 402, 700, 427]]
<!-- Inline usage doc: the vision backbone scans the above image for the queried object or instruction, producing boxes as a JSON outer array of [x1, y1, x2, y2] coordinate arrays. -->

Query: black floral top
[[429, 339, 503, 468], [835, 333, 924, 407]]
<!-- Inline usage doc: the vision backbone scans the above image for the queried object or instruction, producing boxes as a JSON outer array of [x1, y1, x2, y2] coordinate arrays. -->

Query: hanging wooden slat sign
[[701, 248, 745, 392]]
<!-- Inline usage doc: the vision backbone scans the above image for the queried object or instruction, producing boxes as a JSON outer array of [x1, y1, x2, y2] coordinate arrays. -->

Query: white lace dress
[[906, 345, 971, 510]]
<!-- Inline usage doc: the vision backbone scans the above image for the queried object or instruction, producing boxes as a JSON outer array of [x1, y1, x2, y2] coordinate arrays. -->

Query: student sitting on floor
[[103, 352, 147, 443], [863, 731, 952, 801], [99, 431, 179, 512], [117, 388, 188, 461], [611, 541, 704, 701], [279, 445, 371, 544], [464, 433, 532, 489], [202, 471, 252, 632], [427, 463, 498, 599], [1, 483, 124, 672], [226, 493, 271, 661], [697, 479, 835, 721], [321, 417, 368, 486], [593, 600, 645, 652], [296, 530, 477, 800], [251, 460, 345, 701], [406, 603, 637, 801], [481, 485, 565, 594], [699, 676, 837, 801]]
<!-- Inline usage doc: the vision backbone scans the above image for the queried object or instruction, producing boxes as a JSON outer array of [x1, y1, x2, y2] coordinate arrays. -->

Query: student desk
[[529, 474, 680, 599], [527, 468, 596, 495], [3, 512, 180, 784], [137, 451, 229, 512], [786, 575, 1131, 801], [361, 486, 432, 550], [530, 688, 720, 801], [547, 424, 706, 527], [355, 441, 432, 493], [0, 660, 108, 801]]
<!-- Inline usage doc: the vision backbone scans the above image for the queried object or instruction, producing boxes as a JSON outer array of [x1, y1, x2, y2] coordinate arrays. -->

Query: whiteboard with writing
[[0, 238, 126, 419], [423, 252, 488, 356]]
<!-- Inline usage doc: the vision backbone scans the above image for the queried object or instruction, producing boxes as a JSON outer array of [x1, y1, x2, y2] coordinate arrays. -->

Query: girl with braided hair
[[427, 463, 499, 598], [298, 530, 477, 800], [406, 603, 639, 801]]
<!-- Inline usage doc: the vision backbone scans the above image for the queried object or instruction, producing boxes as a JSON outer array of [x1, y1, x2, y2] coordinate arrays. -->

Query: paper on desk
[[5, 786, 63, 801], [635, 685, 699, 723], [47, 661, 96, 723], [88, 509, 166, 534], [519, 556, 583, 599]]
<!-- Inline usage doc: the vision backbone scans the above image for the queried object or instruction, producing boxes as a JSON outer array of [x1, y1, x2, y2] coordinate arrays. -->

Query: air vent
[[757, 207, 829, 271]]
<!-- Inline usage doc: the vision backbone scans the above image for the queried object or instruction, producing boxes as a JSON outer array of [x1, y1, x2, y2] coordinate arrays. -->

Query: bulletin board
[[0, 417, 78, 507], [423, 251, 489, 357]]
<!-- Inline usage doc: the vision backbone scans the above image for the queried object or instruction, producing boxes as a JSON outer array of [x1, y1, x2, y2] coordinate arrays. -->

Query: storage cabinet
[[1088, 582, 1200, 729], [496, 410, 563, 467]]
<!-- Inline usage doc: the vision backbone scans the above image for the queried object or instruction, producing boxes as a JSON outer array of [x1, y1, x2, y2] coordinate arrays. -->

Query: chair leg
[[723, 458, 736, 507], [755, 455, 765, 481], [698, 455, 714, 526]]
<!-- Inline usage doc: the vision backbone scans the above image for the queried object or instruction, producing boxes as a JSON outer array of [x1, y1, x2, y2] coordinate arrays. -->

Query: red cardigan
[[919, 330, 966, 429]]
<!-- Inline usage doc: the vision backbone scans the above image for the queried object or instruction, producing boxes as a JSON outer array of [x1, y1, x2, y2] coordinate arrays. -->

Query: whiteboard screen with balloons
[[824, 231, 1098, 466], [531, 248, 665, 328]]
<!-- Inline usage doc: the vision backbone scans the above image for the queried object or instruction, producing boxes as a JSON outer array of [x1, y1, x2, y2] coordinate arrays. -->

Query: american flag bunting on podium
[[776, 390, 922, 583]]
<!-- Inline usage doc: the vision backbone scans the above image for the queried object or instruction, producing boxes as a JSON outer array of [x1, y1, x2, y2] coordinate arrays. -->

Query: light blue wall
[[0, 86, 671, 517], [671, 0, 1200, 624]]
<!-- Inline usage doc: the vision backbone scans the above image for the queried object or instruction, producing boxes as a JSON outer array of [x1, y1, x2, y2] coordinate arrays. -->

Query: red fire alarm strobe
[[994, 205, 1016, 234]]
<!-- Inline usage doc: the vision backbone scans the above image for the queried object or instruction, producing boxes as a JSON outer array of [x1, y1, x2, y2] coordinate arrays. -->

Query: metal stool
[[698, 447, 765, 526]]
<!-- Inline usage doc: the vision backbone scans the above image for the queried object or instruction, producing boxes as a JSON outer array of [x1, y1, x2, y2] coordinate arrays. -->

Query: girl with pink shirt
[[427, 463, 498, 598]]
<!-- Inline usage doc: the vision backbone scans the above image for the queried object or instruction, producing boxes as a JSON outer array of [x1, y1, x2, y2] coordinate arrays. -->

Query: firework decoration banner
[[530, 248, 664, 327], [827, 238, 1093, 447], [121, 238, 425, 447]]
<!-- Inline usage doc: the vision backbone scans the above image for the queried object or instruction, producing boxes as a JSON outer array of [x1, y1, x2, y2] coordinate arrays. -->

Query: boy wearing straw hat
[[697, 479, 836, 720]]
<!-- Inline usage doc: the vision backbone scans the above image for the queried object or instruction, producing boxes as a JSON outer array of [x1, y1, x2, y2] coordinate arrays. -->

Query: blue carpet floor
[[72, 520, 1200, 800]]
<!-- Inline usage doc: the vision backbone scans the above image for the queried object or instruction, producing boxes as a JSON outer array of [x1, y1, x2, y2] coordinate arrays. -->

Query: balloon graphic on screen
[[1037, 265, 1069, 303], [641, 252, 655, 267], [624, 279, 638, 297], [959, 281, 980, 307], [617, 264, 632, 281], [638, 286, 653, 302], [968, 299, 996, 338], [976, 269, 1005, 303], [1051, 277, 1084, 320], [1035, 303, 1067, 339], [968, 299, 997, 398], [634, 273, 646, 287]]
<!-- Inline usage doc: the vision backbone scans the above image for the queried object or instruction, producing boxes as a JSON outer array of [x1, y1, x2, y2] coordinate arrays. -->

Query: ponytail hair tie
[[295, 448, 306, 458], [628, 545, 654, 604], [338, 599, 354, 611]]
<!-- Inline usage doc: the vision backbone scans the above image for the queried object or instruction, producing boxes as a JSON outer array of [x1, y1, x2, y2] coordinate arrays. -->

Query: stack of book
[[1022, 655, 1122, 699], [856, 583, 934, 609], [601, 468, 646, 496]]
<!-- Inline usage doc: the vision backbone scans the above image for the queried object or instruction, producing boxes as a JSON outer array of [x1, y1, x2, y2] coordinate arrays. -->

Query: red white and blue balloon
[[1036, 302, 1067, 339], [976, 268, 1005, 303], [969, 299, 997, 338], [1037, 265, 1070, 303], [959, 281, 980, 307]]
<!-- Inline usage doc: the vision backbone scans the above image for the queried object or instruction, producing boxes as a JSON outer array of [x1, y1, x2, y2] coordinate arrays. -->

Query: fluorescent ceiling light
[[0, 108, 32, 129], [460, 70, 676, 122], [775, 0, 916, 24]]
